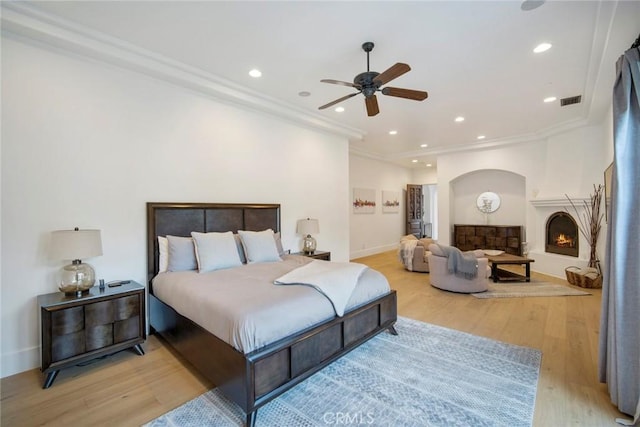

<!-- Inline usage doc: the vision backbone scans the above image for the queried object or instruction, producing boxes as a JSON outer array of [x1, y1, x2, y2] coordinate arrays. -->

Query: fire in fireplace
[[546, 212, 579, 257]]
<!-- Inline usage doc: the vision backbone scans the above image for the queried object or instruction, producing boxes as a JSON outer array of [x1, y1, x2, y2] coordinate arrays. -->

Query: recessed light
[[412, 159, 418, 163], [477, 135, 486, 140], [248, 69, 262, 78], [533, 43, 552, 53], [426, 163, 432, 167], [420, 144, 428, 148], [544, 96, 557, 103], [298, 91, 311, 97], [389, 130, 398, 135], [334, 106, 345, 113], [455, 116, 465, 122]]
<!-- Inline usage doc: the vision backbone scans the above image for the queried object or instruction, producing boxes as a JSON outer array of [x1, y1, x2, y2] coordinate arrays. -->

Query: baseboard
[[1, 346, 40, 378], [350, 243, 397, 260]]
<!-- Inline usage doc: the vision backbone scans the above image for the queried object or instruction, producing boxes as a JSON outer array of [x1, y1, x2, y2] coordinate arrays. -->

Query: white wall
[[1, 37, 351, 377], [349, 155, 412, 259], [451, 170, 526, 226]]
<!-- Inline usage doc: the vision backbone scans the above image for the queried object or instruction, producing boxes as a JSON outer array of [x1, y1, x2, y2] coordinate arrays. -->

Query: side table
[[291, 250, 331, 261], [38, 281, 146, 388]]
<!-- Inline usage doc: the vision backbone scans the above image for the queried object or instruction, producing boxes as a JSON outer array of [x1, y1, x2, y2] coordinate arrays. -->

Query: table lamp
[[51, 228, 103, 297], [297, 218, 319, 254]]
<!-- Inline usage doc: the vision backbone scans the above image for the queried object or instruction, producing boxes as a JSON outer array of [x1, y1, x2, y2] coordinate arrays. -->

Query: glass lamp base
[[59, 261, 96, 296], [302, 235, 317, 254]]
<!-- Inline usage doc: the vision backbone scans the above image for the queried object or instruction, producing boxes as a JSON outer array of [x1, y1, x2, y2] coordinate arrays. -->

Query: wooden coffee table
[[487, 253, 535, 282]]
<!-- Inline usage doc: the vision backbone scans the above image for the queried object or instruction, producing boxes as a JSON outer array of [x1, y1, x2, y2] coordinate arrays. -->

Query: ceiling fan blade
[[365, 95, 379, 117], [381, 87, 429, 101], [320, 79, 359, 89], [318, 92, 359, 110], [373, 63, 411, 86]]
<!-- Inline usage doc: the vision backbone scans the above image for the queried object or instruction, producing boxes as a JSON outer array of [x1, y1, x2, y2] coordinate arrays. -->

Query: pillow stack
[[158, 229, 284, 273]]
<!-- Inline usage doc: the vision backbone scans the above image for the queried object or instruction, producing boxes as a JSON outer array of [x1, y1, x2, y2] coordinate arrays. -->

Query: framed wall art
[[353, 188, 376, 214], [382, 190, 400, 213]]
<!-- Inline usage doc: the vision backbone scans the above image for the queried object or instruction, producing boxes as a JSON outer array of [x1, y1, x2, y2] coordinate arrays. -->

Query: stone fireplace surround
[[530, 197, 591, 278]]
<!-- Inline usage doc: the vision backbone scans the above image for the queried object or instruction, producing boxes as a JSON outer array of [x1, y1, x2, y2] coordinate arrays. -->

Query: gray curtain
[[598, 45, 640, 425]]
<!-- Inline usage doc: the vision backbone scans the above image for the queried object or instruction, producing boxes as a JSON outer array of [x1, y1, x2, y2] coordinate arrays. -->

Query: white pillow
[[158, 236, 168, 273], [191, 231, 243, 272], [167, 235, 198, 272], [238, 229, 282, 263]]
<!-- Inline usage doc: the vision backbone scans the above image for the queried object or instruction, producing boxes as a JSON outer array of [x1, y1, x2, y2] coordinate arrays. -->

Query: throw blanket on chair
[[274, 260, 367, 316], [398, 239, 419, 271], [436, 244, 479, 280]]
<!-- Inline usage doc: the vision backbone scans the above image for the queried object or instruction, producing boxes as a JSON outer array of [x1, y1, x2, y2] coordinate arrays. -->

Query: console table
[[454, 224, 523, 256]]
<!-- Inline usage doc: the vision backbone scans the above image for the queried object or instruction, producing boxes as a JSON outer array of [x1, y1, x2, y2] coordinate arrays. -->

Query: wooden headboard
[[146, 202, 281, 281]]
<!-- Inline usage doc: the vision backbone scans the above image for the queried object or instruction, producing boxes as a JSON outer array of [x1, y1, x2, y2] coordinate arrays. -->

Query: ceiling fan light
[[248, 69, 262, 78], [521, 0, 545, 11], [334, 106, 345, 113]]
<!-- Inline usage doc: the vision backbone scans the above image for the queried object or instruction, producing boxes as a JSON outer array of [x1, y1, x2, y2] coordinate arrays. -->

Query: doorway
[[406, 184, 438, 239]]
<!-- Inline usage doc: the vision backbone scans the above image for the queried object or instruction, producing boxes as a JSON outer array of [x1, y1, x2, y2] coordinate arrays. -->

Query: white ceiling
[[14, 1, 640, 168]]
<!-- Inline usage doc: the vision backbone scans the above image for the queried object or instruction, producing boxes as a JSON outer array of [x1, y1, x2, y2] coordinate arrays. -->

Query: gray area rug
[[144, 317, 541, 426], [472, 281, 591, 299]]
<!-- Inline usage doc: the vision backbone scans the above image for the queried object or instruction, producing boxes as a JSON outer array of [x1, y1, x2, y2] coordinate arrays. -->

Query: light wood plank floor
[[1, 250, 625, 426]]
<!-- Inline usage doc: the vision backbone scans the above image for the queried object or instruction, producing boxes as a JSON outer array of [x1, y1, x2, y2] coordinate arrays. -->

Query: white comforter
[[152, 255, 390, 354], [274, 260, 367, 316]]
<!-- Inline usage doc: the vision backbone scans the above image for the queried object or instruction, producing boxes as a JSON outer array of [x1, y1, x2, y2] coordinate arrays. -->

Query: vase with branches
[[565, 184, 604, 273]]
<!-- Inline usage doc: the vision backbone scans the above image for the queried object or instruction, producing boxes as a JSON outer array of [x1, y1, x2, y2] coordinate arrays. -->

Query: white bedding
[[152, 255, 391, 354], [274, 260, 367, 316]]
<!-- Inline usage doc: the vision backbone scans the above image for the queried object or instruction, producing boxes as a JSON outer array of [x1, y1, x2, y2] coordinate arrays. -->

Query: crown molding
[[530, 197, 590, 208], [1, 3, 365, 141]]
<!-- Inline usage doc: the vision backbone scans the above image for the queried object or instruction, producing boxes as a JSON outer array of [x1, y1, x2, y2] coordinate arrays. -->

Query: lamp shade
[[297, 218, 319, 236], [51, 228, 103, 261]]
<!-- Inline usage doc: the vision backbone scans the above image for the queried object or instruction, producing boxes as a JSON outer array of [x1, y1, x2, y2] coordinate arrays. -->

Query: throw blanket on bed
[[436, 244, 479, 280], [274, 260, 367, 316], [398, 239, 419, 271]]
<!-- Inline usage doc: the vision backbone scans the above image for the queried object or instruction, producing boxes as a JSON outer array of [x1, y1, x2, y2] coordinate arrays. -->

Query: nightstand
[[38, 281, 146, 388], [291, 250, 331, 261]]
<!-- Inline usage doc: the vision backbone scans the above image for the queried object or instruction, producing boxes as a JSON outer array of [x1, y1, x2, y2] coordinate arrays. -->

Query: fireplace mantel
[[530, 197, 590, 208]]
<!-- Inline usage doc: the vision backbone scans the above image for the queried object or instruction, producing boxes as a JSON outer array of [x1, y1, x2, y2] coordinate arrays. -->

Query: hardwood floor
[[1, 250, 624, 426]]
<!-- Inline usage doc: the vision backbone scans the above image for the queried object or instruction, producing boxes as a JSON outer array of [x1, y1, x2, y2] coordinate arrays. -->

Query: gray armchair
[[427, 244, 490, 293]]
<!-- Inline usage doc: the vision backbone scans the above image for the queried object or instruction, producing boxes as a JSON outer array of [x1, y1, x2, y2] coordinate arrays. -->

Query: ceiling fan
[[319, 42, 428, 117]]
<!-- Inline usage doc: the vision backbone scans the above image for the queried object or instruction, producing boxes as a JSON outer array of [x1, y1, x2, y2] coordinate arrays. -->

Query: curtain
[[598, 45, 640, 425]]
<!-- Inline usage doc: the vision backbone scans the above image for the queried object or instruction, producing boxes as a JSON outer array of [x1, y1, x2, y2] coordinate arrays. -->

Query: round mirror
[[476, 192, 501, 213]]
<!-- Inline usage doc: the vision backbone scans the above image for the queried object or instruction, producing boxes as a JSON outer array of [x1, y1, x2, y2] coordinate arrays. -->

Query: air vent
[[560, 95, 582, 106]]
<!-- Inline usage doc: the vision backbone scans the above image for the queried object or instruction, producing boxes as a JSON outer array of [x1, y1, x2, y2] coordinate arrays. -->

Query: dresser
[[453, 224, 523, 256], [38, 281, 146, 388]]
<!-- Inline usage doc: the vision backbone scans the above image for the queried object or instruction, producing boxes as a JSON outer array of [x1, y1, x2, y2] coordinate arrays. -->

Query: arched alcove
[[450, 169, 526, 227]]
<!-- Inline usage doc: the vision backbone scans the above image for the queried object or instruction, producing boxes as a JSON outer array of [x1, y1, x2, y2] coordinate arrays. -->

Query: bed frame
[[146, 202, 397, 426]]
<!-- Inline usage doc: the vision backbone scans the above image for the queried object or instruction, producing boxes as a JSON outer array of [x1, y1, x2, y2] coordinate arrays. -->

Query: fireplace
[[546, 212, 579, 257]]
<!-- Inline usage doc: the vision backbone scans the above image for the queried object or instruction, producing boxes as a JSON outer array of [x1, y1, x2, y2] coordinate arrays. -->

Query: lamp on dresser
[[297, 218, 319, 254], [50, 227, 102, 297]]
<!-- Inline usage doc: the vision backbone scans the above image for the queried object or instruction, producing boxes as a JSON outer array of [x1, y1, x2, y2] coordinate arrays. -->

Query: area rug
[[144, 316, 541, 427], [472, 281, 591, 299]]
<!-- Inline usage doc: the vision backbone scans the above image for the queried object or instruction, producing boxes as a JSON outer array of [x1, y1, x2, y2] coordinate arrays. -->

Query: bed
[[147, 202, 397, 426]]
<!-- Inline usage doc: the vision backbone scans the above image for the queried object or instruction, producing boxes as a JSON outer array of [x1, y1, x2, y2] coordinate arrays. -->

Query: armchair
[[398, 235, 435, 273], [427, 244, 490, 293]]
